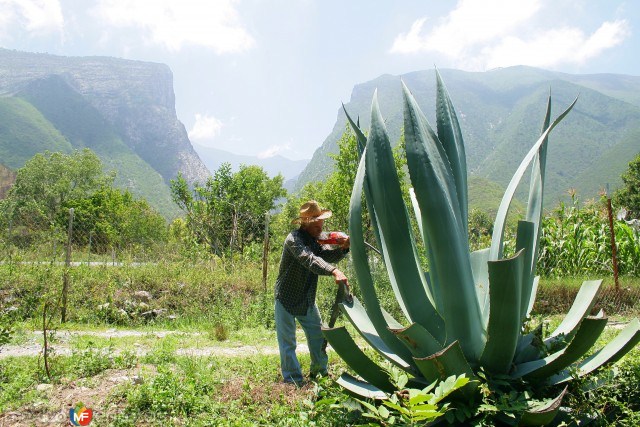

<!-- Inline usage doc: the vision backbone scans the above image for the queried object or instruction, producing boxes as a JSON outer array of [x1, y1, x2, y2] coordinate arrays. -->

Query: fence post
[[262, 211, 270, 328], [61, 208, 74, 323], [87, 231, 92, 265], [606, 195, 620, 291]]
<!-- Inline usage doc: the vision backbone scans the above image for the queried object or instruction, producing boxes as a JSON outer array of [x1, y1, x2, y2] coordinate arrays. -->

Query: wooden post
[[61, 208, 74, 323], [606, 196, 620, 291], [262, 211, 270, 327]]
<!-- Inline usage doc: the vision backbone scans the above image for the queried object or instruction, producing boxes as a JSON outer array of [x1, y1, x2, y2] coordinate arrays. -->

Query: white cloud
[[390, 0, 630, 71], [93, 0, 254, 53], [391, 0, 540, 56], [483, 20, 630, 69], [189, 113, 223, 143], [258, 144, 291, 159], [0, 0, 63, 40]]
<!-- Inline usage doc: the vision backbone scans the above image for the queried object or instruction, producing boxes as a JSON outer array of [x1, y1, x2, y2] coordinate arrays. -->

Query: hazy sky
[[0, 0, 637, 160]]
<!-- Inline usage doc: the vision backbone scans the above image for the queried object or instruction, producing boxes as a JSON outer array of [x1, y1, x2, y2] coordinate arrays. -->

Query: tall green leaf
[[365, 90, 445, 339], [435, 69, 468, 239], [347, 145, 417, 361], [490, 98, 577, 261], [402, 81, 483, 360], [480, 249, 524, 374]]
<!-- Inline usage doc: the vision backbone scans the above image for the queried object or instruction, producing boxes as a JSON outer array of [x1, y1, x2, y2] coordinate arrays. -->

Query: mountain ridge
[[296, 66, 640, 208]]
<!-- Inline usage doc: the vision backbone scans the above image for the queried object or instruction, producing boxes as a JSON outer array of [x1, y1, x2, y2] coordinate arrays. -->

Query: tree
[[278, 125, 407, 236], [171, 163, 286, 255], [62, 187, 168, 253], [2, 149, 112, 229], [614, 153, 640, 219]]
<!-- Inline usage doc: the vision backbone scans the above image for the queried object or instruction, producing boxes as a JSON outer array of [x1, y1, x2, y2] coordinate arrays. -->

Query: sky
[[0, 0, 637, 161]]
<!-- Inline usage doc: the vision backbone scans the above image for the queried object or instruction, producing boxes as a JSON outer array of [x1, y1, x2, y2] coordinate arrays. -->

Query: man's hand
[[332, 268, 349, 288], [337, 236, 350, 249]]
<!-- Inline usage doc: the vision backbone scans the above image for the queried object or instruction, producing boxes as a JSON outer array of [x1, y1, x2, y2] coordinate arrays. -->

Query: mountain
[[297, 66, 640, 208], [192, 144, 309, 184], [0, 48, 211, 218]]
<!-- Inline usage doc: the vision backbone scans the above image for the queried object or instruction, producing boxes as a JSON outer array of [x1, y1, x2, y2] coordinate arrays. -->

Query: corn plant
[[322, 71, 640, 425]]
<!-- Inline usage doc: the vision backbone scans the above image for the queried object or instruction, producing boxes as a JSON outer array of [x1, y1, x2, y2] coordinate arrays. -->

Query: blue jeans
[[275, 300, 328, 384]]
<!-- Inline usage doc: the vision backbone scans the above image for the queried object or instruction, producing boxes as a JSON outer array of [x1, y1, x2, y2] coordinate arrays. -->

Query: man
[[274, 200, 350, 385]]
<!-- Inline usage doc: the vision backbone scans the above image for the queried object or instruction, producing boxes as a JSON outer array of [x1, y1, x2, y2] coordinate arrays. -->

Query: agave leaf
[[344, 106, 384, 257], [549, 319, 640, 385], [515, 221, 536, 322], [340, 295, 416, 371], [365, 90, 445, 339], [336, 372, 387, 400], [413, 341, 478, 399], [322, 326, 395, 392], [409, 187, 441, 308], [390, 323, 445, 358], [470, 248, 491, 326], [480, 249, 524, 374], [435, 69, 468, 239], [526, 276, 540, 319], [518, 386, 567, 426], [347, 145, 418, 361], [343, 104, 367, 156], [524, 94, 552, 279], [402, 81, 483, 359], [490, 98, 577, 261], [514, 333, 543, 364], [545, 280, 602, 347], [512, 315, 608, 379]]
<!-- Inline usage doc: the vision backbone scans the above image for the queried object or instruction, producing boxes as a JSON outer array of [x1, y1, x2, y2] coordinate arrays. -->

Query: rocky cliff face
[[0, 48, 210, 185]]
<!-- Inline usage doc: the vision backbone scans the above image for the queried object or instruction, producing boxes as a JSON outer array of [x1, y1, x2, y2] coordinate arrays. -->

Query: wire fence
[[1, 208, 639, 319]]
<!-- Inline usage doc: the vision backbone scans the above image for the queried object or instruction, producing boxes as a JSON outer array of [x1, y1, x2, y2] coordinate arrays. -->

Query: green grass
[[1, 254, 638, 425]]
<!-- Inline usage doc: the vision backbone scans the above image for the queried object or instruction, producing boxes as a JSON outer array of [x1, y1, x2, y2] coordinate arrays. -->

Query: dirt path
[[0, 329, 307, 359]]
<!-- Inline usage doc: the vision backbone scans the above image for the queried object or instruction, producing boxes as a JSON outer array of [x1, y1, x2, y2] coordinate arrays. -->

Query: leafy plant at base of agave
[[322, 71, 640, 426]]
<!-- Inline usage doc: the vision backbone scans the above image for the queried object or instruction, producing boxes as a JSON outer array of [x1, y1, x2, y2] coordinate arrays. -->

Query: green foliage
[[62, 187, 168, 252], [614, 153, 640, 219], [1, 149, 112, 228], [539, 194, 640, 277], [358, 367, 469, 426], [171, 163, 286, 256]]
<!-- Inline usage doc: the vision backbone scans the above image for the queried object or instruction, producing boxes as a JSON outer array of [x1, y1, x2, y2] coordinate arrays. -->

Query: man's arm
[[285, 233, 338, 276]]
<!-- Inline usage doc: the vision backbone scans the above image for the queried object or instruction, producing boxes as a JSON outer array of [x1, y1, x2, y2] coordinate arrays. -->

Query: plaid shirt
[[275, 228, 349, 315]]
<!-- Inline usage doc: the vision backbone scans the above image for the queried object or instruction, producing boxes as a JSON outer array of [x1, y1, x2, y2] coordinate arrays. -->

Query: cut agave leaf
[[336, 372, 387, 400], [390, 322, 445, 359], [513, 315, 608, 379], [339, 295, 416, 371], [322, 326, 395, 392], [545, 280, 602, 346], [480, 249, 524, 374], [549, 319, 640, 384], [518, 386, 567, 426], [413, 341, 478, 399]]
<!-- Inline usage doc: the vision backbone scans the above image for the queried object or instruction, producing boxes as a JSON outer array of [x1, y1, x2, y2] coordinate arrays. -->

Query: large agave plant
[[322, 71, 640, 425]]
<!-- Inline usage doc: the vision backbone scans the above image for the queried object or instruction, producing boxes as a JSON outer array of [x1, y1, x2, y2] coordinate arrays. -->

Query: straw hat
[[292, 200, 332, 224]]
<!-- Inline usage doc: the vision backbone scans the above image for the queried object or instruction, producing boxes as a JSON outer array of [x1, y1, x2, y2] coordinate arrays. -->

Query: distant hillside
[[0, 48, 211, 218], [0, 96, 72, 169], [193, 144, 308, 182], [297, 66, 640, 209]]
